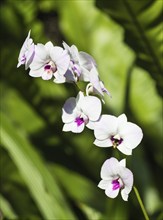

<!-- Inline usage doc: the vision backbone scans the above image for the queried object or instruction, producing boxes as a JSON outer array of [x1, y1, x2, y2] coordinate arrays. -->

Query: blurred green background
[[0, 0, 162, 219]]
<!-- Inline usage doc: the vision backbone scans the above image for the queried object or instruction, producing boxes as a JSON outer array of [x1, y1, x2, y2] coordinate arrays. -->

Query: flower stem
[[133, 186, 150, 220], [73, 82, 84, 93]]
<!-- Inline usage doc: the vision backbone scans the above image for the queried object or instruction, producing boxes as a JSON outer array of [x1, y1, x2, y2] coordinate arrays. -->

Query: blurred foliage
[[0, 0, 162, 220], [96, 0, 163, 96]]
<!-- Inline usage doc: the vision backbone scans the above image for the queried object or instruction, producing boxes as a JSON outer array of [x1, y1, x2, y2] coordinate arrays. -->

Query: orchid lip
[[111, 135, 123, 148], [44, 63, 57, 73], [75, 117, 84, 126], [112, 179, 121, 190], [44, 64, 51, 70]]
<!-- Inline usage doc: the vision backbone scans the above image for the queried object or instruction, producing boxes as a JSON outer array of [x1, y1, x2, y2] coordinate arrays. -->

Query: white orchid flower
[[29, 41, 70, 81], [98, 157, 133, 201], [17, 30, 35, 69], [86, 65, 111, 100], [94, 114, 143, 155], [62, 91, 102, 133], [63, 42, 96, 82]]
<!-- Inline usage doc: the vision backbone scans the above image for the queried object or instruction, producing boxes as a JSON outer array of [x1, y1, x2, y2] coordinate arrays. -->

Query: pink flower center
[[112, 179, 121, 190], [75, 117, 84, 126]]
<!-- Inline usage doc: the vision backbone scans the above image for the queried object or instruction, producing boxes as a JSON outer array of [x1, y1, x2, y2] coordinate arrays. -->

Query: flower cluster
[[17, 31, 143, 201]]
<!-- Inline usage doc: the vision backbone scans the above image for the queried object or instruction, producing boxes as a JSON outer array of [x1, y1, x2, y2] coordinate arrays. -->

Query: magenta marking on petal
[[72, 64, 81, 77], [102, 87, 111, 96], [111, 136, 123, 146], [44, 64, 51, 70], [75, 117, 84, 126], [21, 55, 26, 63], [44, 64, 57, 73], [119, 138, 123, 145], [112, 179, 120, 190]]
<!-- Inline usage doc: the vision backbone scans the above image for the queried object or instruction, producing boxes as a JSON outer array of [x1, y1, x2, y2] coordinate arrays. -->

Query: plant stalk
[[133, 186, 150, 220]]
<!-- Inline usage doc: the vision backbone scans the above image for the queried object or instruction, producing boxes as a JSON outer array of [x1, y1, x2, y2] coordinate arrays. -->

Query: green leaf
[[78, 203, 102, 220], [49, 164, 105, 212], [0, 195, 17, 219], [96, 0, 163, 96], [0, 112, 76, 220]]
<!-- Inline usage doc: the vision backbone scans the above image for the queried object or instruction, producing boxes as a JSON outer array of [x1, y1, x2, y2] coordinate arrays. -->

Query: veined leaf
[[96, 0, 163, 96], [0, 112, 76, 220]]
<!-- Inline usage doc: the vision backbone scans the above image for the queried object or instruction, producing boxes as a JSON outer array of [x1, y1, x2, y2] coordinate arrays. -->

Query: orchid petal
[[100, 81, 112, 97], [45, 41, 54, 51], [63, 121, 85, 133], [119, 158, 126, 167], [98, 179, 110, 190], [63, 42, 79, 61], [70, 45, 79, 61], [76, 91, 84, 105], [119, 168, 133, 192], [117, 144, 132, 155], [64, 69, 77, 83], [17, 30, 35, 68], [35, 43, 49, 61], [50, 47, 70, 76], [105, 184, 120, 198], [100, 158, 120, 179], [79, 67, 90, 81], [42, 71, 53, 80], [119, 122, 143, 149], [118, 114, 127, 125], [79, 51, 96, 70], [50, 46, 64, 61], [89, 66, 104, 96], [81, 96, 101, 121], [56, 52, 70, 76], [94, 115, 118, 140], [120, 168, 133, 201], [29, 68, 43, 78], [121, 189, 129, 201], [94, 139, 112, 147], [53, 72, 66, 84], [30, 44, 49, 70], [62, 42, 70, 52], [62, 97, 77, 123], [71, 121, 85, 133], [25, 44, 35, 69], [17, 31, 31, 60]]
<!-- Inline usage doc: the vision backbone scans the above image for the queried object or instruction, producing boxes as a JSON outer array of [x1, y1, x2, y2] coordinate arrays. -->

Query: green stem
[[73, 82, 84, 93], [133, 186, 150, 220]]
